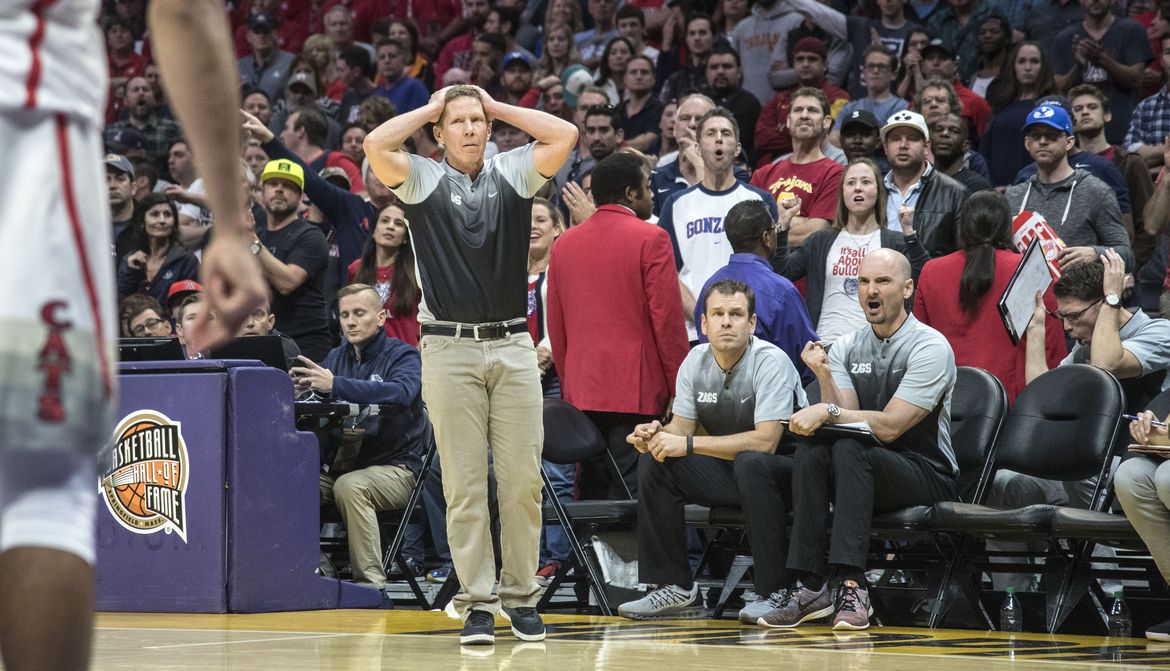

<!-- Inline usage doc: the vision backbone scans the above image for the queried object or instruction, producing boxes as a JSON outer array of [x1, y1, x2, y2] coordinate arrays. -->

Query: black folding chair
[[928, 364, 1125, 631], [536, 398, 637, 615]]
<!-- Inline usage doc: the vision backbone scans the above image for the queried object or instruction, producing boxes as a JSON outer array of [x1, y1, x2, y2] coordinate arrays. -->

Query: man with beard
[[751, 88, 844, 246], [660, 108, 776, 341], [107, 154, 140, 260], [582, 104, 625, 166], [1005, 105, 1134, 272], [757, 249, 958, 632], [103, 76, 181, 169], [929, 112, 992, 193], [252, 159, 332, 361], [552, 87, 610, 193], [881, 110, 967, 257], [1052, 0, 1153, 145], [1124, 33, 1170, 169], [703, 46, 761, 159], [755, 37, 851, 169]]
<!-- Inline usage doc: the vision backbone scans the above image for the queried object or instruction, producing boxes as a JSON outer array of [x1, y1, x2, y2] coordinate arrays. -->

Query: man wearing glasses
[[985, 250, 1170, 590], [829, 45, 908, 148]]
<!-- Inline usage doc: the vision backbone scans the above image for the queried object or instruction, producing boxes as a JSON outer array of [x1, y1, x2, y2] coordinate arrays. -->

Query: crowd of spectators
[[101, 0, 1170, 634]]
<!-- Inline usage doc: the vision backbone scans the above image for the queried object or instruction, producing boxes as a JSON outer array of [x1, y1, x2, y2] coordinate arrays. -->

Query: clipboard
[[780, 419, 885, 446], [997, 238, 1054, 346]]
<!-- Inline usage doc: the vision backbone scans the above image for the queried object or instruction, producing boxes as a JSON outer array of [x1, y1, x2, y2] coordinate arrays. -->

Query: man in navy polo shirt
[[695, 200, 817, 385]]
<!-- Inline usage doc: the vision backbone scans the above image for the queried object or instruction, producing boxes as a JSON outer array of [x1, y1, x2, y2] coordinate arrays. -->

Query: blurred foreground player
[[0, 2, 264, 669]]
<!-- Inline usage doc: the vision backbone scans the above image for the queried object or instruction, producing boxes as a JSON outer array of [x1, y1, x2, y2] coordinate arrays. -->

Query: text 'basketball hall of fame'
[[100, 411, 190, 543]]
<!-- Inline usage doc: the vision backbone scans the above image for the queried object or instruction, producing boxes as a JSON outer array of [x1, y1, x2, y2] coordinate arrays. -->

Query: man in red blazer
[[547, 152, 691, 498]]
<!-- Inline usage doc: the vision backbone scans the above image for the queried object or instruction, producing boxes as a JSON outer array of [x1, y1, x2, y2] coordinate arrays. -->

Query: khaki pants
[[420, 331, 543, 614], [321, 464, 416, 587]]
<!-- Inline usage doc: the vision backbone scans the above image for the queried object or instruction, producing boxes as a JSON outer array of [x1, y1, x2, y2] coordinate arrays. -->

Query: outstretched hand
[[183, 234, 266, 353], [240, 108, 274, 143]]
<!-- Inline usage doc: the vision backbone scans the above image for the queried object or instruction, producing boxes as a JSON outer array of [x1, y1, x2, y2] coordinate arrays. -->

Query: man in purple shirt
[[694, 199, 818, 385]]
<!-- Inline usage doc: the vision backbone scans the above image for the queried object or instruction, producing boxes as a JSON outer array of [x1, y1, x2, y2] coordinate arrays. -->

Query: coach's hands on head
[[240, 109, 274, 144], [184, 234, 267, 353]]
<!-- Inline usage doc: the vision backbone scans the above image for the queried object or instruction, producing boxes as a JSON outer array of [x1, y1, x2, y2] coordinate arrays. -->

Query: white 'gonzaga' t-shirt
[[816, 228, 881, 343]]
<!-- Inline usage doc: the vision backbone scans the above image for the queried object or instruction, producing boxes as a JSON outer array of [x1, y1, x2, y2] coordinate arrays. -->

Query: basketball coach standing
[[364, 85, 577, 646]]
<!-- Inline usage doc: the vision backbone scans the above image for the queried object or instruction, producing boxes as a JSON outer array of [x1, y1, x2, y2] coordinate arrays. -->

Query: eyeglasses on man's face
[[1046, 298, 1102, 323], [131, 317, 167, 336]]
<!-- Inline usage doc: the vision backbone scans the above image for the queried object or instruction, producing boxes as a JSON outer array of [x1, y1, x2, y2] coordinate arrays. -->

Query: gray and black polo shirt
[[673, 337, 807, 437], [828, 314, 958, 477], [391, 143, 549, 323]]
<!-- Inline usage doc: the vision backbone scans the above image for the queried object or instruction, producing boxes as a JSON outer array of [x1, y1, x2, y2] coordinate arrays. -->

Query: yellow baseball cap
[[260, 159, 305, 191]]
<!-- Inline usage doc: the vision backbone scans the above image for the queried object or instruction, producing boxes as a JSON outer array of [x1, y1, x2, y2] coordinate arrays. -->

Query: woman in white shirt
[[772, 158, 929, 342]]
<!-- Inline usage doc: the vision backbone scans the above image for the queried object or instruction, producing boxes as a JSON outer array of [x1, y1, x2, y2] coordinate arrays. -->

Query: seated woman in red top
[[912, 191, 1066, 402], [347, 203, 421, 346]]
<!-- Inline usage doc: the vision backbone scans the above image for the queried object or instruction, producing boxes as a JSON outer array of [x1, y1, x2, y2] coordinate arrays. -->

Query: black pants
[[636, 451, 795, 588], [580, 411, 655, 500], [786, 438, 955, 579], [735, 451, 795, 595]]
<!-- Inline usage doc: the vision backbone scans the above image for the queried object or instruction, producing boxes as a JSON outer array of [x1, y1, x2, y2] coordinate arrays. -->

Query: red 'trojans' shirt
[[750, 156, 844, 222]]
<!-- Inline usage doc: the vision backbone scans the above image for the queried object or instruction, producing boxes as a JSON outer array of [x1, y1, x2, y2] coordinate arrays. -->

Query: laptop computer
[[118, 337, 185, 362], [209, 335, 290, 372]]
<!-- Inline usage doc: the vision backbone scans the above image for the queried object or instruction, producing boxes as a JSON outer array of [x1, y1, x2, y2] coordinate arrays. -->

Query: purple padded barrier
[[96, 363, 228, 612], [225, 364, 380, 611], [96, 359, 380, 612]]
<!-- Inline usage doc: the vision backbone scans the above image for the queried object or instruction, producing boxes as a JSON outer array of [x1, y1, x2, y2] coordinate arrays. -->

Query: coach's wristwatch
[[1104, 293, 1121, 308], [825, 403, 841, 423], [250, 240, 262, 255]]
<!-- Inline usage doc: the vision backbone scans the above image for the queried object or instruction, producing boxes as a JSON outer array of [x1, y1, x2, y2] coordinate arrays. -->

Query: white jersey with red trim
[[0, 0, 107, 123]]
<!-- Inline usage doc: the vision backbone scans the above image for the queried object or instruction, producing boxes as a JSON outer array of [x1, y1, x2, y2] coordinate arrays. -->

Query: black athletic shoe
[[1148, 618, 1170, 641], [502, 606, 547, 641], [460, 610, 496, 645]]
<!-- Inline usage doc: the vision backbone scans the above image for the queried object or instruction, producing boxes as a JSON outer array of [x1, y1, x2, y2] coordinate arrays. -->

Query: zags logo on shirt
[[697, 392, 718, 404], [450, 194, 463, 206], [851, 362, 872, 374]]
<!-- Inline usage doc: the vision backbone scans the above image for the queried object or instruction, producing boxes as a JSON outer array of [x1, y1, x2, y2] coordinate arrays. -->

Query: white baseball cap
[[880, 110, 929, 142]]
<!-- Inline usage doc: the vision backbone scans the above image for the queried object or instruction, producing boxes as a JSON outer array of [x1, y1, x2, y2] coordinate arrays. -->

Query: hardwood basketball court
[[87, 610, 1170, 670]]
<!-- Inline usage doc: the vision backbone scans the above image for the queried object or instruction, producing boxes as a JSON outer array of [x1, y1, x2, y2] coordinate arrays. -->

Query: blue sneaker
[[427, 566, 452, 584]]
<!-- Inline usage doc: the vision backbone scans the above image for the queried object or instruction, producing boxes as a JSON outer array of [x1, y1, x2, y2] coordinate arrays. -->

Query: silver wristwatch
[[826, 403, 841, 422]]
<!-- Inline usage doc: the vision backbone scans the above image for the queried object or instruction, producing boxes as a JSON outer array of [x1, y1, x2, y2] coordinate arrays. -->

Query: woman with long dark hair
[[347, 203, 421, 345], [981, 41, 1058, 186], [773, 158, 928, 343], [595, 36, 634, 104], [912, 191, 1067, 401], [116, 193, 200, 307]]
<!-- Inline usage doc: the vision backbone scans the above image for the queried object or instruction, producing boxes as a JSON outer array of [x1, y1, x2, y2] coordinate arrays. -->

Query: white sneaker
[[617, 584, 704, 620]]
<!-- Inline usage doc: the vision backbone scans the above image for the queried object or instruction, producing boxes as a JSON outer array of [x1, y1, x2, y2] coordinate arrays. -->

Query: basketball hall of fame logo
[[99, 411, 190, 543]]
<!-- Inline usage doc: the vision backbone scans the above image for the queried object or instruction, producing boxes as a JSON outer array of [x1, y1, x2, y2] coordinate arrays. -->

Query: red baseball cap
[[167, 280, 203, 306]]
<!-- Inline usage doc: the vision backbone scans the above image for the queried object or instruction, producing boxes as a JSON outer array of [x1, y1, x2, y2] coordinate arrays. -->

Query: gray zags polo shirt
[[673, 337, 808, 436], [1062, 309, 1170, 391], [391, 142, 549, 323], [828, 314, 959, 477]]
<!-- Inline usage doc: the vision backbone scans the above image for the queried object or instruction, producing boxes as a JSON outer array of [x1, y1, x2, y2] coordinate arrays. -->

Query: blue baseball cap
[[1023, 105, 1073, 135], [502, 51, 534, 70]]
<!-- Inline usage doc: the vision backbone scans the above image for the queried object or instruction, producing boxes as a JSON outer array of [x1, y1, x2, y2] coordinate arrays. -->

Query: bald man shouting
[[754, 249, 958, 632]]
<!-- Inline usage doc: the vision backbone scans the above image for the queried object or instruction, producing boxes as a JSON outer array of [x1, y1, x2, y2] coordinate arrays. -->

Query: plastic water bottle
[[1000, 587, 1023, 633], [1107, 590, 1132, 638]]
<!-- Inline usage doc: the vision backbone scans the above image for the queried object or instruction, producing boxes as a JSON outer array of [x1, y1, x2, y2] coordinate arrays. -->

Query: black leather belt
[[420, 321, 527, 341]]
